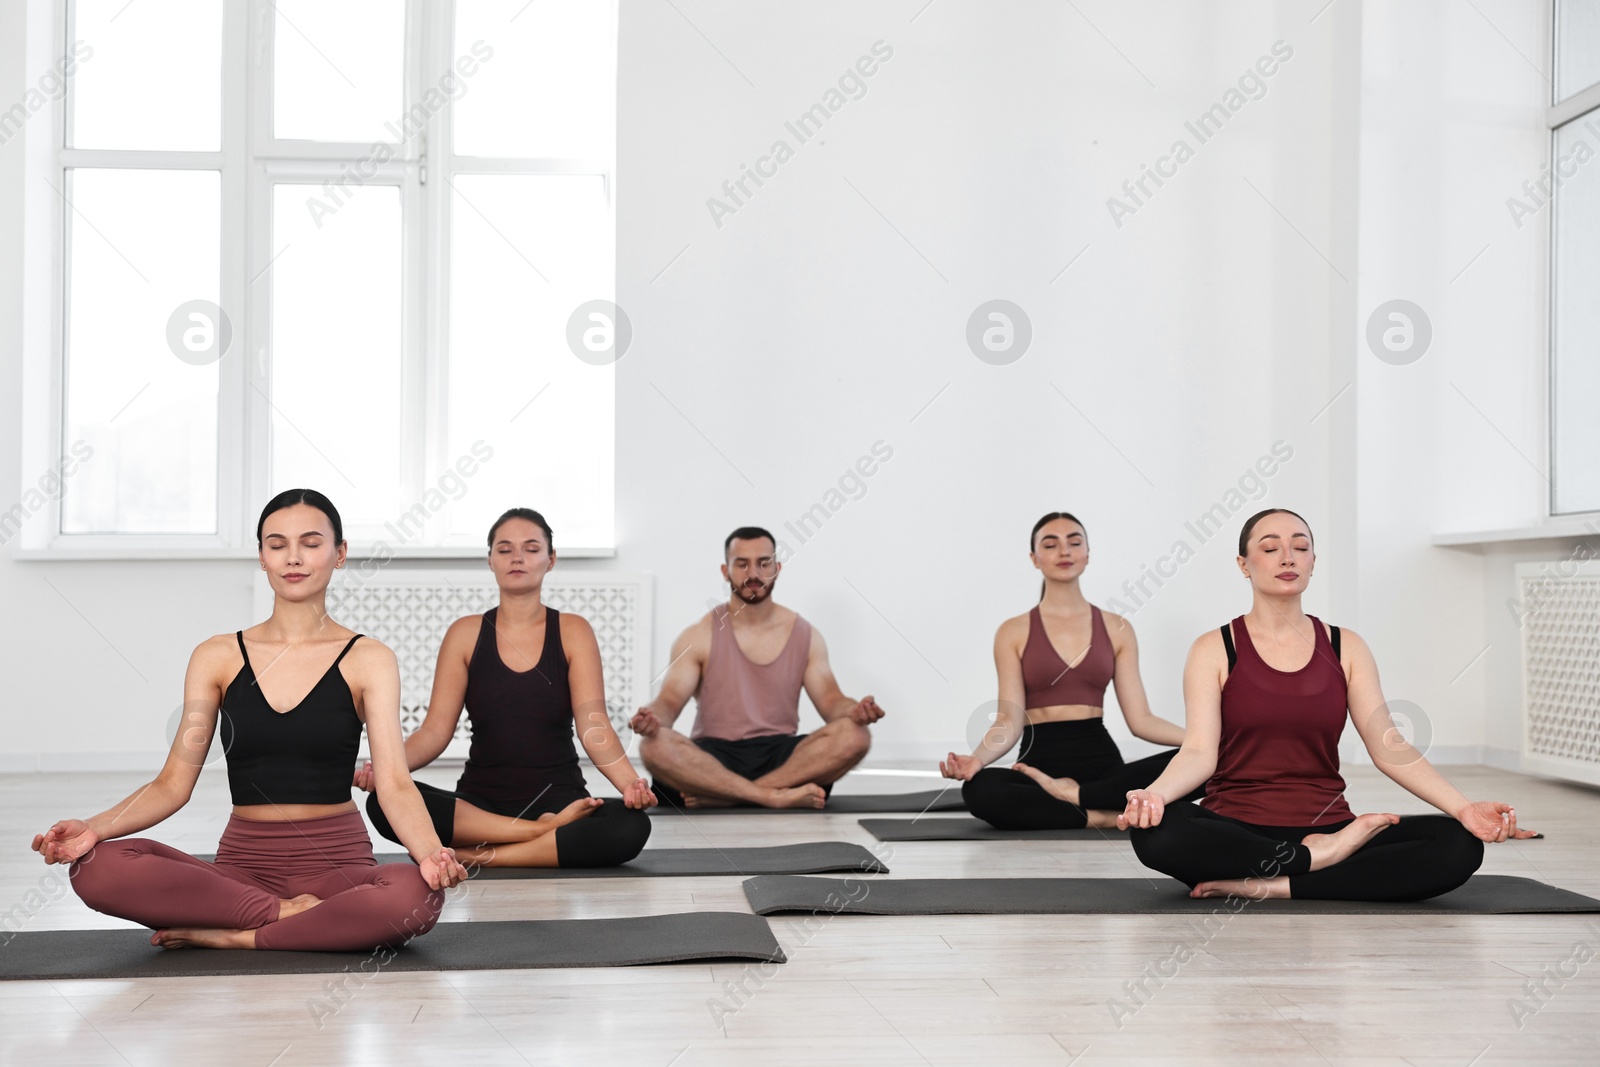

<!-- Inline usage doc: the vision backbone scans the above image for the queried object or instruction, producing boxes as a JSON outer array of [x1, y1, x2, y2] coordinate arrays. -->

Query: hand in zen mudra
[[1117, 789, 1165, 830], [623, 777, 657, 810], [419, 846, 469, 890], [848, 696, 886, 726], [32, 820, 99, 865], [939, 753, 983, 781], [1456, 800, 1538, 842]]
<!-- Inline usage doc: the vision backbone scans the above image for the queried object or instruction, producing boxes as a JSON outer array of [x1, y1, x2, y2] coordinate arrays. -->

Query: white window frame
[[15, 0, 617, 559]]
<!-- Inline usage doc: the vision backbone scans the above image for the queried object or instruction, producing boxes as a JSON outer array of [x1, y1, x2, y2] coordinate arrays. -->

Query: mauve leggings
[[69, 810, 444, 951]]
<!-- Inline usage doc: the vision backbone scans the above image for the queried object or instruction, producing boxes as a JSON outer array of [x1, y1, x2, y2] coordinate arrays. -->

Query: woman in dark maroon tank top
[[359, 508, 654, 868], [939, 513, 1197, 830], [1122, 509, 1535, 902]]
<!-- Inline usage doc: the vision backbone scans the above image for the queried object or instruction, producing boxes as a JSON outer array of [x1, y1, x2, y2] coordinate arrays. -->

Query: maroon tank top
[[1021, 605, 1115, 710], [1202, 615, 1353, 827], [691, 605, 811, 741]]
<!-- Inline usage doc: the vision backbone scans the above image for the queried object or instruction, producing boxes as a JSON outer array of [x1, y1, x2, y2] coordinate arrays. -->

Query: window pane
[[270, 184, 403, 527], [62, 169, 220, 533], [448, 174, 614, 546], [69, 0, 222, 150], [1557, 0, 1600, 102], [274, 0, 404, 143], [1552, 118, 1600, 513], [453, 0, 616, 159]]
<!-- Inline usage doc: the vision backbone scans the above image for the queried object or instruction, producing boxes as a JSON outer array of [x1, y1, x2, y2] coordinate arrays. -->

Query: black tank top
[[221, 632, 364, 806], [455, 607, 587, 809]]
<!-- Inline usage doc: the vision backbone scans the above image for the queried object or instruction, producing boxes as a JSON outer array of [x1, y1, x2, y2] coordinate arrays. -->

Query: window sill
[[1433, 514, 1600, 548]]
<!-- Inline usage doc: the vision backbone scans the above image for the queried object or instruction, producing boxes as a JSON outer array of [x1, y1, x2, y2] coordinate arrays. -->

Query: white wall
[[0, 1, 1561, 771]]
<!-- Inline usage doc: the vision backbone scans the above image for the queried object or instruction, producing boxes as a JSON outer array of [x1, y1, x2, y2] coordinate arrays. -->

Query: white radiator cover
[[1517, 560, 1600, 786], [253, 569, 652, 758]]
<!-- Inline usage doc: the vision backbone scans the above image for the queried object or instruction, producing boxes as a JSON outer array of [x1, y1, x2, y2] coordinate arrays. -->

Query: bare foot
[[152, 927, 256, 950], [543, 797, 603, 828], [1191, 876, 1287, 900], [682, 794, 736, 809], [763, 784, 827, 810], [1302, 812, 1399, 871], [1013, 763, 1081, 806], [276, 893, 322, 922]]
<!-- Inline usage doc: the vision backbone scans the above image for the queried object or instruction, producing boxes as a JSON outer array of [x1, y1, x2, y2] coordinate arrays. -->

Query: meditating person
[[31, 489, 466, 951], [1121, 508, 1536, 901], [629, 526, 886, 809], [939, 512, 1199, 829], [358, 508, 655, 867]]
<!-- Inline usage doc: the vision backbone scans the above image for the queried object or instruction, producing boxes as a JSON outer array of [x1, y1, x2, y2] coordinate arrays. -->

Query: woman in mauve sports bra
[[1121, 508, 1535, 901], [32, 490, 467, 951], [358, 508, 655, 868], [940, 512, 1199, 830]]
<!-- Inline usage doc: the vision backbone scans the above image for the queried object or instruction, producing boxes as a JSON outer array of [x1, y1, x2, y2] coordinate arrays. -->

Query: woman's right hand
[[352, 760, 376, 792], [1116, 789, 1165, 830], [939, 752, 983, 781], [32, 820, 99, 865]]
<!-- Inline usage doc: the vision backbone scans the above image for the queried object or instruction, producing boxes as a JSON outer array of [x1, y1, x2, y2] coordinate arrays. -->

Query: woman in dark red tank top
[[1121, 509, 1535, 902], [939, 513, 1198, 830], [359, 508, 654, 868]]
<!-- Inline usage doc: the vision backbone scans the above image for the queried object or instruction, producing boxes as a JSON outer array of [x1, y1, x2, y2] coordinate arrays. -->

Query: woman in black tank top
[[361, 508, 654, 868], [33, 490, 466, 952]]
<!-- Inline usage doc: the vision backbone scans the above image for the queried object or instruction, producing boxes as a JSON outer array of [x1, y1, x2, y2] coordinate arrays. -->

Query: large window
[[39, 0, 617, 554], [1551, 0, 1600, 514]]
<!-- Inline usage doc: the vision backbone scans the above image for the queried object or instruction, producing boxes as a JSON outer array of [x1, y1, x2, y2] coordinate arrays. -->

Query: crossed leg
[[641, 730, 830, 809]]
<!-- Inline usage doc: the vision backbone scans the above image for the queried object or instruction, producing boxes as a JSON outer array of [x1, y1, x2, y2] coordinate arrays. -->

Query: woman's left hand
[[419, 846, 469, 889], [623, 777, 657, 809], [1456, 800, 1538, 842]]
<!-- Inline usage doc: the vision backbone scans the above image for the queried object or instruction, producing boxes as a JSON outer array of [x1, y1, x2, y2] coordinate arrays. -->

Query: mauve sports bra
[[1020, 605, 1116, 710]]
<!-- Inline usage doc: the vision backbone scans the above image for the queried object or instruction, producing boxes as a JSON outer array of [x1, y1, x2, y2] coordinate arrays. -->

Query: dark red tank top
[[455, 607, 586, 808], [1021, 605, 1115, 710], [1201, 615, 1354, 827]]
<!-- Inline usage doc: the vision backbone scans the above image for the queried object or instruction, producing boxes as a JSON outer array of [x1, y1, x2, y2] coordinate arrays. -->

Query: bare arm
[[358, 641, 467, 887], [408, 617, 476, 768], [803, 626, 884, 725], [1104, 613, 1185, 747], [629, 620, 709, 737], [1118, 631, 1226, 828], [34, 638, 231, 863], [942, 619, 1026, 780], [564, 614, 652, 806], [1342, 628, 1528, 841]]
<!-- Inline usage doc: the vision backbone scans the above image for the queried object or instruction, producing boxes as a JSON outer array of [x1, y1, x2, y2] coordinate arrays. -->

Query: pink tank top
[[691, 605, 812, 741], [1202, 616, 1354, 827]]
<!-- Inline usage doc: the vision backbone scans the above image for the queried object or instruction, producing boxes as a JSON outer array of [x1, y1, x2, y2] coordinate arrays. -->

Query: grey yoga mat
[[741, 875, 1600, 916], [0, 912, 786, 981], [649, 788, 966, 815], [858, 818, 1116, 842], [378, 842, 889, 879]]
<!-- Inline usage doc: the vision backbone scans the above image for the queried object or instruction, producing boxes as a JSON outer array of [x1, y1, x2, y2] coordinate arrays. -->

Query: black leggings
[[366, 782, 651, 869], [1129, 801, 1484, 901], [962, 719, 1201, 830]]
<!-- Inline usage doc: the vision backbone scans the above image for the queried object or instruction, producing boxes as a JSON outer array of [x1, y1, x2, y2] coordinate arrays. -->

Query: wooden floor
[[3, 764, 1598, 1066]]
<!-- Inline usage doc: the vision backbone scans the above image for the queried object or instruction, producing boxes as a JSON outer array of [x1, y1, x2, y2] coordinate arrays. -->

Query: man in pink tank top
[[629, 527, 887, 809]]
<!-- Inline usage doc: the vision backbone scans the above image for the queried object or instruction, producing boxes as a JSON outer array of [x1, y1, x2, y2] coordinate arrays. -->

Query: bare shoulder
[[1189, 626, 1226, 662], [995, 611, 1030, 650], [344, 635, 398, 673], [191, 632, 243, 675], [1099, 607, 1136, 646], [445, 614, 484, 640], [558, 611, 598, 649]]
